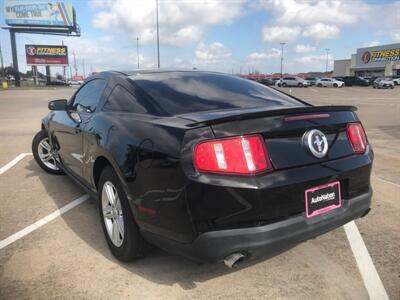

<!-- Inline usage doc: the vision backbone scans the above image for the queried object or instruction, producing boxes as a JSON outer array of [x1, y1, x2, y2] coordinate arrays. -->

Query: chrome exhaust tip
[[224, 253, 246, 268]]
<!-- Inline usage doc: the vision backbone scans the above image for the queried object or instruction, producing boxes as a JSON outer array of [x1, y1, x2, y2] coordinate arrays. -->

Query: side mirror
[[48, 99, 68, 111]]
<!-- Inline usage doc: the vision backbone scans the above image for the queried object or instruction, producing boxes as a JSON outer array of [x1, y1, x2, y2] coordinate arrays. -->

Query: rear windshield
[[129, 72, 303, 116]]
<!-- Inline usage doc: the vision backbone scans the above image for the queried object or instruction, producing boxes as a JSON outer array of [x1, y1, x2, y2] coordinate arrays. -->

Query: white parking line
[[344, 221, 389, 300], [0, 194, 90, 250], [0, 153, 32, 175], [375, 176, 400, 188]]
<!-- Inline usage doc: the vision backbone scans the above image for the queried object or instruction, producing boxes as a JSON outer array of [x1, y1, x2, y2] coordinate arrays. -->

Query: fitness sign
[[361, 47, 400, 64], [25, 44, 68, 65]]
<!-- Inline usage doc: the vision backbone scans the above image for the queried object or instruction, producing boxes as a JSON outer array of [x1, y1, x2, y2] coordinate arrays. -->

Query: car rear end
[[177, 106, 372, 263]]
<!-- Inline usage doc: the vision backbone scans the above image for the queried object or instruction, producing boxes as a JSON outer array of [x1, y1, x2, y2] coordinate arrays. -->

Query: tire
[[317, 83, 322, 87], [32, 130, 64, 175], [277, 83, 281, 87], [282, 82, 287, 87], [390, 85, 394, 89], [297, 83, 303, 87], [333, 83, 338, 88], [98, 165, 148, 262]]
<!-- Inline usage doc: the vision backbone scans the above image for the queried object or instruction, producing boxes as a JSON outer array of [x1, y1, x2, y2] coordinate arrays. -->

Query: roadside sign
[[25, 44, 68, 66]]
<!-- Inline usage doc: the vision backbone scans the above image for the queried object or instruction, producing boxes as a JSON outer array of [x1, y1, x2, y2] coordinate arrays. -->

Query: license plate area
[[305, 181, 341, 218]]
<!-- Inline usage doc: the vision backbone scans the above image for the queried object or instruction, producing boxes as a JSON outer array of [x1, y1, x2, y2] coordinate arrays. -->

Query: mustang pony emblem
[[303, 129, 328, 158]]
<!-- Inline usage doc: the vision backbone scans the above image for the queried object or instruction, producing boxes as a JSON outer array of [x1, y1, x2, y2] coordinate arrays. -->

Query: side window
[[103, 84, 148, 114], [73, 79, 107, 112]]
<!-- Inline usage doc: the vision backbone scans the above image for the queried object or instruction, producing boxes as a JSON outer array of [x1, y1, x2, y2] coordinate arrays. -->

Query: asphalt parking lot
[[0, 86, 399, 299]]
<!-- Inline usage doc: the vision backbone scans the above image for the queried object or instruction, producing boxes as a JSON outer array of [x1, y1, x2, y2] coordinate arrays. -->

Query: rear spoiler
[[184, 105, 357, 127]]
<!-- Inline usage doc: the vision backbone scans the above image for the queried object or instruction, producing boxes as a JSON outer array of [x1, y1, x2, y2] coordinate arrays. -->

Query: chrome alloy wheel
[[102, 181, 124, 247], [38, 138, 59, 170]]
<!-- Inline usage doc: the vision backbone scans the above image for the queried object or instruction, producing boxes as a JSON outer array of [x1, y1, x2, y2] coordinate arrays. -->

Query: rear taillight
[[347, 123, 368, 153], [193, 134, 273, 175]]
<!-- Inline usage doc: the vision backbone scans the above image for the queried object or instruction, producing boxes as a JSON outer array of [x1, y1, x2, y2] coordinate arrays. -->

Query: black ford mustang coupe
[[32, 70, 373, 266]]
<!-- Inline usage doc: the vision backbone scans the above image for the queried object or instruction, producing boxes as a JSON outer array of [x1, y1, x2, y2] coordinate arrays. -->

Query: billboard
[[4, 1, 75, 28], [355, 43, 400, 69], [25, 45, 69, 65]]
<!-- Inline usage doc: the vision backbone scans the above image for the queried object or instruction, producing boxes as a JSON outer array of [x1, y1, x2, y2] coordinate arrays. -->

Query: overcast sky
[[1, 0, 399, 76]]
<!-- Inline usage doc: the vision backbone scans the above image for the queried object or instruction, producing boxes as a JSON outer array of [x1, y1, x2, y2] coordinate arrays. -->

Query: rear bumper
[[142, 190, 372, 263]]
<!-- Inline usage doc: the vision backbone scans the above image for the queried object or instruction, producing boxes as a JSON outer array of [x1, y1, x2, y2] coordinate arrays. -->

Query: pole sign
[[4, 1, 75, 28], [25, 45, 69, 66]]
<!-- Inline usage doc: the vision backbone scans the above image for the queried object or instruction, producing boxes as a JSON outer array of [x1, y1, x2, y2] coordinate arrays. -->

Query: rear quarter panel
[[86, 112, 198, 242]]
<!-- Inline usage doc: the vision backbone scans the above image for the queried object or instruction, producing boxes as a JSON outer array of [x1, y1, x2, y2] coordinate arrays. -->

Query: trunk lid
[[179, 105, 358, 170]]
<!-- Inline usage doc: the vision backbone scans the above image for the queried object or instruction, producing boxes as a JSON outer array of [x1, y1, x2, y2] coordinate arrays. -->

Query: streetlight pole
[[136, 37, 140, 69], [156, 0, 160, 68], [62, 40, 66, 79], [0, 41, 5, 81], [280, 42, 286, 79], [325, 48, 330, 73], [73, 50, 77, 76], [82, 58, 86, 78]]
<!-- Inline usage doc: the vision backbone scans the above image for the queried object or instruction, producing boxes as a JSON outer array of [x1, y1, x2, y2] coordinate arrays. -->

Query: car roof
[[94, 69, 224, 78]]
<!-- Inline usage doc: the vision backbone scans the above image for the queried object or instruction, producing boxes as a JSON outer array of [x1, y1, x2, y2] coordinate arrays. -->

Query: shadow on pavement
[[25, 158, 297, 290]]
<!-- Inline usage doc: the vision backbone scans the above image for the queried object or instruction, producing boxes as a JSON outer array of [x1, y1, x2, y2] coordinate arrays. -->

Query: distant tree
[[55, 73, 64, 80], [4, 66, 17, 77]]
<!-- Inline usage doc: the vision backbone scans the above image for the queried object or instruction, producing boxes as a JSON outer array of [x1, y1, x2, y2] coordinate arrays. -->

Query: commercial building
[[333, 43, 400, 77]]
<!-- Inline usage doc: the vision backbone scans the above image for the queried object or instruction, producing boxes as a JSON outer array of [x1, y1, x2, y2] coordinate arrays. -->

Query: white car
[[390, 77, 400, 85], [373, 78, 394, 89], [316, 78, 344, 88], [68, 80, 83, 86], [275, 76, 309, 87]]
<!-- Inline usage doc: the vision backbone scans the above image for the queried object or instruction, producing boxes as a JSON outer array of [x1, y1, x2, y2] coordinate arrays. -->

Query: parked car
[[271, 78, 281, 85], [305, 77, 320, 86], [342, 76, 369, 86], [257, 78, 275, 86], [47, 79, 68, 86], [333, 76, 344, 81], [68, 80, 83, 86], [32, 70, 372, 266], [363, 77, 373, 85], [390, 76, 400, 85], [316, 78, 344, 88], [275, 76, 309, 87], [373, 78, 395, 89]]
